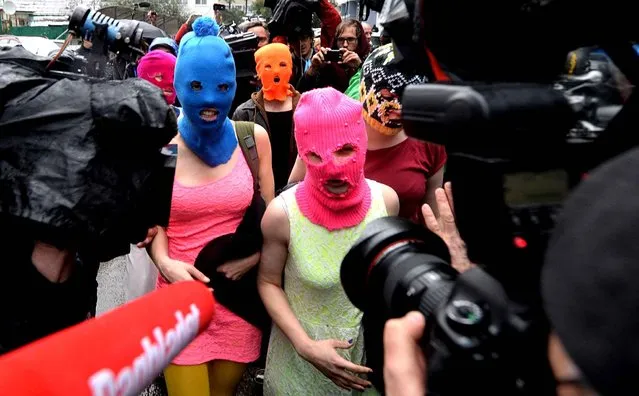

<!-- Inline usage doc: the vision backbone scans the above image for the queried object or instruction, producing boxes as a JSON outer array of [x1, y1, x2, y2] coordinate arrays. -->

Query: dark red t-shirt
[[365, 138, 447, 223]]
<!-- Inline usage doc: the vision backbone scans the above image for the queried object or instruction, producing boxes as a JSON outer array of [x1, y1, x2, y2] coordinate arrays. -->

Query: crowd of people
[[123, 3, 453, 394], [1, 0, 455, 392]]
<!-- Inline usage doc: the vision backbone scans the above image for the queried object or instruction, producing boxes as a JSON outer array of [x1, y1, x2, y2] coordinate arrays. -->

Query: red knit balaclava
[[294, 87, 371, 231]]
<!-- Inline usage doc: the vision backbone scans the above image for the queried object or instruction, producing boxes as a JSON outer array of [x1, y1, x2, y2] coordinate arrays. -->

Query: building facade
[[179, 0, 254, 15]]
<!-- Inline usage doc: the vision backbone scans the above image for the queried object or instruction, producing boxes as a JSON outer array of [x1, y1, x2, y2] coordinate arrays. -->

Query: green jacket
[[344, 68, 362, 100]]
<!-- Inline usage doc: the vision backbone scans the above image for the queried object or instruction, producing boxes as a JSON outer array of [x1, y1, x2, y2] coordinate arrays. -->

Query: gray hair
[[238, 20, 268, 33]]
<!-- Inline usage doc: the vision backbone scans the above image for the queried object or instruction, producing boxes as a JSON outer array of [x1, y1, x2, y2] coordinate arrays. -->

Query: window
[[195, 0, 207, 4]]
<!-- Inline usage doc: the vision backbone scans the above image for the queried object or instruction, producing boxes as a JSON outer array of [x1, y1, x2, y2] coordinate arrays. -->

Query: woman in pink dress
[[148, 17, 274, 396]]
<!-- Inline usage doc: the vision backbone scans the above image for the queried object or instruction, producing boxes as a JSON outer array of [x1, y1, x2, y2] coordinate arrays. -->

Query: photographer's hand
[[308, 48, 327, 76], [422, 182, 474, 273], [298, 339, 373, 391], [384, 312, 427, 396], [340, 50, 362, 69]]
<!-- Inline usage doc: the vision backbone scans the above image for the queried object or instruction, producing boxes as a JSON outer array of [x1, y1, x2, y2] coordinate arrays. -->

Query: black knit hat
[[542, 146, 639, 395]]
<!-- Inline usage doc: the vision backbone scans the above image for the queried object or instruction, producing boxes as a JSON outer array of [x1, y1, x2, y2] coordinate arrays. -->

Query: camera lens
[[341, 217, 456, 319]]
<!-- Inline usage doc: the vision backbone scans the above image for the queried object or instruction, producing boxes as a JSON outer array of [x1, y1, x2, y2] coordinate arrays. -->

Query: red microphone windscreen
[[0, 282, 214, 396]]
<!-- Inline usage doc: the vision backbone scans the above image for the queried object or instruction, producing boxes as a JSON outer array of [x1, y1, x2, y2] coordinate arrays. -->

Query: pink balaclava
[[294, 87, 371, 231], [136, 50, 177, 105]]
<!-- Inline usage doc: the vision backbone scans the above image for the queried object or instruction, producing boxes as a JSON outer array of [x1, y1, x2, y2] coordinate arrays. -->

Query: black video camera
[[268, 0, 317, 40], [343, 0, 639, 393], [224, 32, 260, 79]]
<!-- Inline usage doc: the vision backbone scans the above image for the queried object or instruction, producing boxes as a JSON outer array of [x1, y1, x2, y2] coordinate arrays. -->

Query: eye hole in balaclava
[[334, 144, 357, 163], [306, 151, 322, 164]]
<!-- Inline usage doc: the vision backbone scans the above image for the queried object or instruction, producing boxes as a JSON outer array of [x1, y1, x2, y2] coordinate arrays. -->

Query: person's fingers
[[136, 240, 148, 248], [321, 47, 328, 54], [436, 188, 456, 230], [187, 266, 210, 283], [332, 339, 353, 349], [334, 378, 351, 391], [444, 182, 455, 216], [335, 368, 372, 388], [384, 312, 428, 396], [384, 311, 426, 360], [422, 203, 441, 235], [335, 357, 373, 374]]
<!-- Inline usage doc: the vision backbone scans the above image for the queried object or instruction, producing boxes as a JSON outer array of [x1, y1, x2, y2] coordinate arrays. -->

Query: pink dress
[[157, 151, 262, 365]]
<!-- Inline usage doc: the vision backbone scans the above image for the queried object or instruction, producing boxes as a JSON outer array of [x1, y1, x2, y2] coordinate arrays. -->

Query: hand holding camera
[[308, 48, 362, 76], [384, 312, 427, 396]]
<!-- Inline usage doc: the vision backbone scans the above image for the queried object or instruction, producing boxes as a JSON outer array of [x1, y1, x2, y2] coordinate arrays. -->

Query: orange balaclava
[[255, 43, 293, 101]]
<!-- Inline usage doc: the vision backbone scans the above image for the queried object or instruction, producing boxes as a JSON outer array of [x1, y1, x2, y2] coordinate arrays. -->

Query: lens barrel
[[341, 217, 453, 318]]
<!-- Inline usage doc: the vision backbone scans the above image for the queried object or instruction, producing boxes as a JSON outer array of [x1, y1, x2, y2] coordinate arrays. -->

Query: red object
[[318, 0, 341, 48], [514, 236, 528, 249], [0, 282, 215, 396], [272, 35, 288, 45], [175, 23, 190, 45], [365, 139, 447, 224], [426, 49, 450, 82]]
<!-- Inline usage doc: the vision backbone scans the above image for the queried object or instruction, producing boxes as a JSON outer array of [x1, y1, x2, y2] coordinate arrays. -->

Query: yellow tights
[[164, 360, 247, 396]]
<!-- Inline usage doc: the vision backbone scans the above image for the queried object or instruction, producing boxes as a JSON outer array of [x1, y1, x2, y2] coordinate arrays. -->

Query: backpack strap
[[235, 121, 260, 192]]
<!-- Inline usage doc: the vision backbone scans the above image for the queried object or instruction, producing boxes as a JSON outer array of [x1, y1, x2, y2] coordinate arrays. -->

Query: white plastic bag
[[125, 245, 159, 301]]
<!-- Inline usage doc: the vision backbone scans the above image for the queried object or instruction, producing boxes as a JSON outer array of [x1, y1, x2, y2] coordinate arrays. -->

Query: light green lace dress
[[264, 180, 388, 396]]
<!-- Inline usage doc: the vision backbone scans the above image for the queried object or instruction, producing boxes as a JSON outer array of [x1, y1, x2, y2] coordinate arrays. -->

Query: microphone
[[0, 282, 214, 396]]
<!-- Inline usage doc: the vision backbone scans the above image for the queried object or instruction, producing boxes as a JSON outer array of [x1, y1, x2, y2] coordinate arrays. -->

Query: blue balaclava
[[174, 17, 238, 167]]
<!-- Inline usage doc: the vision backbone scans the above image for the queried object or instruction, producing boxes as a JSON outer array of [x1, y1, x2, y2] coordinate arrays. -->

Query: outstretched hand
[[422, 182, 474, 273]]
